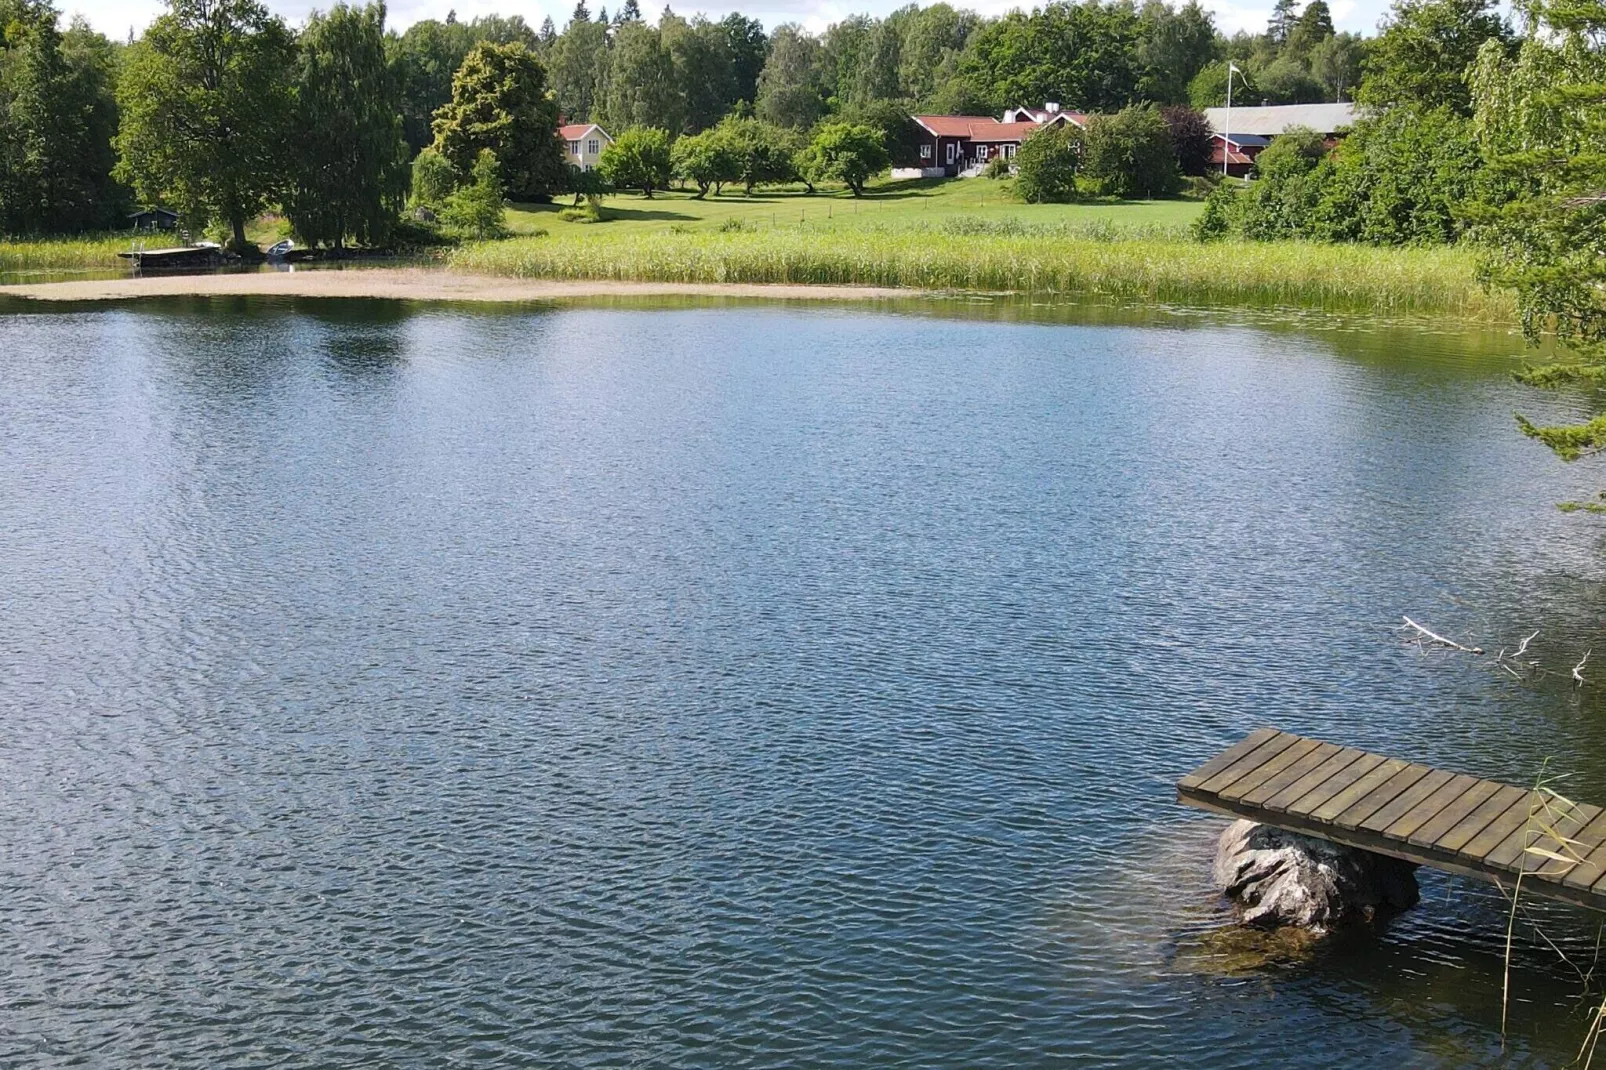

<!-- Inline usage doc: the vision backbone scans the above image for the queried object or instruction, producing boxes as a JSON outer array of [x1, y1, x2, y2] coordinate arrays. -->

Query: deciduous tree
[[115, 0, 296, 249], [797, 122, 888, 195], [284, 2, 409, 248], [598, 125, 672, 195], [1013, 122, 1081, 202], [429, 40, 566, 201]]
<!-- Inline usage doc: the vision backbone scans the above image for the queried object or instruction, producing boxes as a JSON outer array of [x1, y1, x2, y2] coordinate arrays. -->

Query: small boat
[[266, 239, 295, 259]]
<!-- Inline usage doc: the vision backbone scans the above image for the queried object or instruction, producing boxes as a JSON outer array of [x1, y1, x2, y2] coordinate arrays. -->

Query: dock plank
[[1332, 764, 1433, 832], [1194, 732, 1302, 796], [1386, 774, 1480, 841], [1239, 742, 1343, 808], [1177, 730, 1606, 914], [1262, 747, 1365, 813], [1177, 728, 1281, 791], [1358, 768, 1455, 835], [1219, 737, 1324, 803]]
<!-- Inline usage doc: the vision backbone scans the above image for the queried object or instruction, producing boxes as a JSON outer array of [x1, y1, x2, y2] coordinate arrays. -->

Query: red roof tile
[[560, 123, 605, 141], [912, 115, 1002, 138]]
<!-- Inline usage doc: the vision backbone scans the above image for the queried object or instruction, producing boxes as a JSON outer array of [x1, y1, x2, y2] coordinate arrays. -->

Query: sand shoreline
[[0, 268, 924, 305]]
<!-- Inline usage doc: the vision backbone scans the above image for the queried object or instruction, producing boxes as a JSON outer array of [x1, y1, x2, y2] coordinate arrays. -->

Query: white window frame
[[976, 145, 989, 161], [588, 139, 600, 155], [568, 140, 581, 155], [920, 143, 932, 159], [946, 142, 956, 164]]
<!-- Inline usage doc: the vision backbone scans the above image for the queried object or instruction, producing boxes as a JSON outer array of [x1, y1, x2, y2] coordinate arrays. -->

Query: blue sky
[[69, 0, 1393, 50]]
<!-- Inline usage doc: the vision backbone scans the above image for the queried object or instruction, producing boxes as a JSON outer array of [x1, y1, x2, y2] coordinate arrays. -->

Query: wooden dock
[[1178, 728, 1606, 912]]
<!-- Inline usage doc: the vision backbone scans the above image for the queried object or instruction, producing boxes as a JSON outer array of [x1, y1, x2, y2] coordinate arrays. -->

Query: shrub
[[1013, 123, 1082, 203], [599, 127, 673, 197], [411, 148, 458, 207], [1081, 104, 1181, 199], [440, 149, 507, 239], [983, 153, 1011, 179]]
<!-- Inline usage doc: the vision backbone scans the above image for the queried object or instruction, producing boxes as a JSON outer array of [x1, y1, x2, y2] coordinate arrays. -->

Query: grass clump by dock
[[0, 232, 137, 273]]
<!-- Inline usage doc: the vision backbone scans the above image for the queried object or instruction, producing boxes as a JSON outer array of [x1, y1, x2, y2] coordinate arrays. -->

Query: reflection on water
[[2, 297, 1606, 1067]]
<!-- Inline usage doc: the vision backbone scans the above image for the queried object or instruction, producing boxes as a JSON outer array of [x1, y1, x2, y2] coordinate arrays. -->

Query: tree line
[[2, 0, 1386, 243]]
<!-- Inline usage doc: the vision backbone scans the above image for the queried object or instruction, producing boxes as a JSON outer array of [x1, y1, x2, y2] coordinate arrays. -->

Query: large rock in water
[[1213, 819, 1420, 932]]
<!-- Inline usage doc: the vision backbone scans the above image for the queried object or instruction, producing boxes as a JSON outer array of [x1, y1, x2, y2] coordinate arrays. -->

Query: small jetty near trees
[[1179, 728, 1606, 915]]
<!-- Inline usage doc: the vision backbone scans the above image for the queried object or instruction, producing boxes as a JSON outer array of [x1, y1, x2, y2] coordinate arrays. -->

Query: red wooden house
[[895, 105, 1087, 178]]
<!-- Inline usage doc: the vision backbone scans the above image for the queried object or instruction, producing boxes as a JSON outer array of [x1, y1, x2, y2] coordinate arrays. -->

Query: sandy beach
[[0, 267, 920, 305]]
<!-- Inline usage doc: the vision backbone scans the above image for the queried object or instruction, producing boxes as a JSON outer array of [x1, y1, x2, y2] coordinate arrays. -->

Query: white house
[[560, 123, 612, 172]]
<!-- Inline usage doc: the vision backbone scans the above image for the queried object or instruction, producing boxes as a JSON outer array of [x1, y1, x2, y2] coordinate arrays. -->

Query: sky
[[68, 0, 1389, 49]]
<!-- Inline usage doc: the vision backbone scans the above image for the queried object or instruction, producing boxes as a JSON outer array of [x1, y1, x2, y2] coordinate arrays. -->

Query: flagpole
[[1223, 63, 1235, 177]]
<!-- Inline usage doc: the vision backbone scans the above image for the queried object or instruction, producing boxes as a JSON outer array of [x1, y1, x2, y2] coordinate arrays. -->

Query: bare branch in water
[[1400, 616, 1485, 654]]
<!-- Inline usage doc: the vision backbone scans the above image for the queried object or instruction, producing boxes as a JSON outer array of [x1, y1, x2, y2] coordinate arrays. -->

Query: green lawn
[[506, 177, 1204, 238]]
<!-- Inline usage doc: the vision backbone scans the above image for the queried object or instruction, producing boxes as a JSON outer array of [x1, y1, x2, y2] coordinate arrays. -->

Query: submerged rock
[[1213, 819, 1420, 932]]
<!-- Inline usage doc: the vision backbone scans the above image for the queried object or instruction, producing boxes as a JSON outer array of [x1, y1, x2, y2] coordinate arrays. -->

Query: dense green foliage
[[1196, 110, 1482, 243], [1468, 3, 1606, 463], [284, 2, 409, 248], [114, 0, 296, 248], [1013, 124, 1081, 203], [598, 126, 673, 196], [671, 128, 739, 196], [410, 147, 457, 206], [1081, 104, 1180, 198], [440, 147, 506, 237], [429, 41, 565, 201], [0, 0, 124, 233], [1357, 0, 1507, 115], [797, 123, 888, 195]]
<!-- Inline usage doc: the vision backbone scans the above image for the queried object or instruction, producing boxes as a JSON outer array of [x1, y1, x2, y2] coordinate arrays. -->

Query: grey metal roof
[[1203, 102, 1360, 136]]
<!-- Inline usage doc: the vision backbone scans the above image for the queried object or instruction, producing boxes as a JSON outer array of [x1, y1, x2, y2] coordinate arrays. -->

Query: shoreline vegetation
[[451, 227, 1506, 320], [0, 185, 1512, 323]]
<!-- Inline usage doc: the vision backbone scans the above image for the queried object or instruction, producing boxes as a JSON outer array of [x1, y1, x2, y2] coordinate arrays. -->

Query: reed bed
[[449, 227, 1510, 321], [0, 233, 135, 272]]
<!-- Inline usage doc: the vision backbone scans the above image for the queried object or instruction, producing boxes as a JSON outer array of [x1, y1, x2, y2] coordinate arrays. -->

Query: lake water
[[5, 295, 1606, 1067]]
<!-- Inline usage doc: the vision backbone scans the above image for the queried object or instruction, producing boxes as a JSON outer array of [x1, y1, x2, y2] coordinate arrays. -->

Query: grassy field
[[506, 177, 1204, 238], [472, 179, 1506, 321]]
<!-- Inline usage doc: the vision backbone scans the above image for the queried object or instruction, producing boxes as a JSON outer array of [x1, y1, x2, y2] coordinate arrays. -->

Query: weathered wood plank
[[1486, 798, 1601, 872], [1556, 819, 1606, 890], [1332, 763, 1433, 832], [1288, 753, 1387, 814], [1358, 768, 1455, 835], [1239, 742, 1343, 808], [1220, 737, 1324, 803], [1310, 758, 1411, 824], [1262, 746, 1366, 813], [1436, 786, 1530, 854], [1407, 779, 1502, 849], [1461, 791, 1546, 861], [1177, 728, 1281, 790], [1386, 773, 1480, 841], [1195, 732, 1301, 796]]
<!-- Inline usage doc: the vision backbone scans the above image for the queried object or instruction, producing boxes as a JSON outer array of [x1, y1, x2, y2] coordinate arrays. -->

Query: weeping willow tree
[[1472, 1, 1606, 479]]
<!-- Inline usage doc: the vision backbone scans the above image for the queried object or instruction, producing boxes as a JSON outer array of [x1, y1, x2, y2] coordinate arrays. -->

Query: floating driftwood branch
[[1577, 649, 1592, 688], [1401, 616, 1485, 655]]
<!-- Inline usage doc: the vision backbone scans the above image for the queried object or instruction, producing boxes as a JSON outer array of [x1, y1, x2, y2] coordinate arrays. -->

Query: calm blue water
[[5, 297, 1606, 1067]]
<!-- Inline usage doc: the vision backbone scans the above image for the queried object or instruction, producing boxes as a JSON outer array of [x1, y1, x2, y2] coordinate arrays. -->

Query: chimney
[[1045, 102, 1061, 114]]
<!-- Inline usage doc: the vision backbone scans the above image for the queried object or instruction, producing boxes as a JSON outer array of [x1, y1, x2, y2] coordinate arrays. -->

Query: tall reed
[[448, 227, 1509, 321]]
